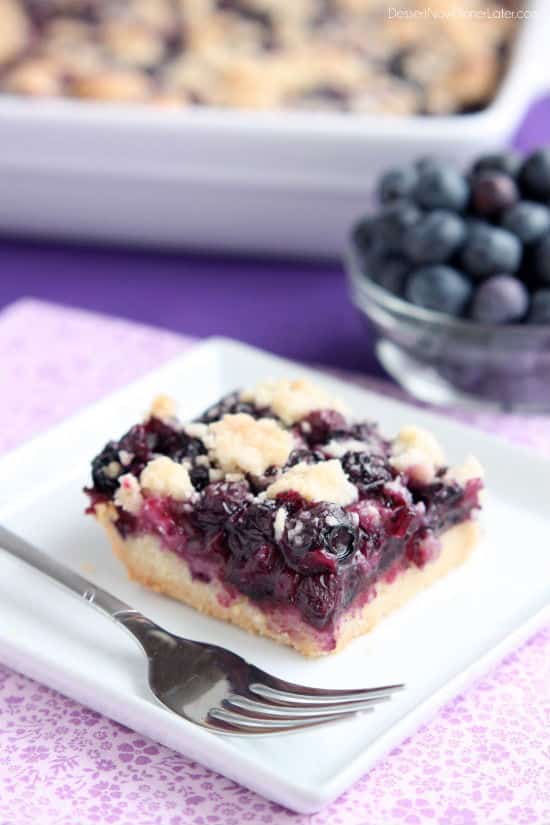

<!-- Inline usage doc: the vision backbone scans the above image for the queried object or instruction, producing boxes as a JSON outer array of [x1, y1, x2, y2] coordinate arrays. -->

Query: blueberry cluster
[[355, 148, 550, 325], [91, 417, 208, 496]]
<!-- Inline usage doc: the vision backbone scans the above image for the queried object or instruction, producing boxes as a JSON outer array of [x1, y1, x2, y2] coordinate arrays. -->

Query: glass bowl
[[346, 238, 550, 413]]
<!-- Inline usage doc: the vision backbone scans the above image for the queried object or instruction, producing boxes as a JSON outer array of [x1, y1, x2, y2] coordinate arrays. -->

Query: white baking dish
[[0, 7, 547, 258]]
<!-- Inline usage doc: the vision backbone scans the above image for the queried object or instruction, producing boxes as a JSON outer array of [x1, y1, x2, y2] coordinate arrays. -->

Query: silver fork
[[0, 525, 403, 736]]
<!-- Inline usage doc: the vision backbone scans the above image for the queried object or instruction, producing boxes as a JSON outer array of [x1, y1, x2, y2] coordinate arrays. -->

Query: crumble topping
[[140, 456, 195, 501], [209, 413, 293, 476], [114, 473, 143, 514], [446, 455, 484, 485], [0, 0, 28, 63], [119, 450, 132, 467], [390, 425, 446, 484], [184, 422, 214, 448], [240, 378, 348, 426], [147, 393, 178, 423], [273, 507, 288, 542], [102, 19, 165, 68], [349, 511, 360, 526], [323, 438, 367, 458], [104, 460, 122, 479], [225, 472, 245, 482], [266, 459, 358, 506], [70, 70, 152, 102]]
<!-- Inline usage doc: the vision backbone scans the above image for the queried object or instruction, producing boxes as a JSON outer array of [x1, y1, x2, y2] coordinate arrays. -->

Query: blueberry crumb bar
[[86, 378, 483, 656]]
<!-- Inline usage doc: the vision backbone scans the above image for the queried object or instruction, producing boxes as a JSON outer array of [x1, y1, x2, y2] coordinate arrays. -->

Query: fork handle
[[0, 525, 137, 620]]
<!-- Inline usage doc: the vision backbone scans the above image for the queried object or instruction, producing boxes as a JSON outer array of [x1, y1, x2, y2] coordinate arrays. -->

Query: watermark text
[[388, 6, 534, 20]]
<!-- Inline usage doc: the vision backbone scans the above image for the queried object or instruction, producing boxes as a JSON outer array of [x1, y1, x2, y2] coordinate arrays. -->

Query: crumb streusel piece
[[0, 0, 517, 114], [86, 378, 483, 656]]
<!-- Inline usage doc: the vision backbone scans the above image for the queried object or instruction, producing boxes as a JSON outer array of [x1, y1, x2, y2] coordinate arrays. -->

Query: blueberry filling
[[193, 481, 251, 534], [197, 391, 271, 424], [86, 399, 482, 637], [341, 451, 393, 493], [226, 501, 277, 561], [91, 416, 206, 495], [91, 442, 122, 495]]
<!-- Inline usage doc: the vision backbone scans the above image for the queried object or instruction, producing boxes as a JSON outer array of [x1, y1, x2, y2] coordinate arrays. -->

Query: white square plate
[[0, 338, 548, 814]]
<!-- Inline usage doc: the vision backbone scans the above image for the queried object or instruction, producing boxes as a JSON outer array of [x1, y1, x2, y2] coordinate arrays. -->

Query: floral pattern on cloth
[[0, 299, 548, 825]]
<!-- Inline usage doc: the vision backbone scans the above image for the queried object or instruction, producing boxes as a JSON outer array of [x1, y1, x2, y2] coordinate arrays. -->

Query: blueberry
[[470, 151, 522, 178], [226, 544, 282, 602], [285, 448, 323, 468], [353, 216, 378, 254], [300, 409, 347, 445], [533, 233, 550, 284], [501, 201, 550, 244], [519, 148, 550, 199], [91, 441, 122, 495], [405, 265, 472, 316], [144, 417, 182, 455], [189, 463, 210, 492], [295, 573, 339, 627], [470, 171, 518, 217], [322, 516, 358, 563], [376, 201, 422, 253], [193, 481, 250, 533], [91, 423, 157, 494], [528, 289, 550, 324], [118, 425, 151, 464], [348, 421, 387, 456], [356, 236, 404, 287], [414, 156, 448, 173], [371, 256, 409, 295], [460, 222, 522, 278], [377, 166, 418, 203], [281, 504, 358, 574], [145, 416, 206, 461], [227, 501, 276, 560], [341, 451, 392, 493], [469, 275, 529, 324], [403, 209, 466, 264], [414, 165, 469, 212], [198, 391, 266, 423]]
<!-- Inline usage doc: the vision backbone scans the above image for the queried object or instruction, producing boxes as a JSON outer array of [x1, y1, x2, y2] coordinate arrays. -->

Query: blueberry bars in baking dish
[[86, 379, 483, 656], [1, 0, 517, 115]]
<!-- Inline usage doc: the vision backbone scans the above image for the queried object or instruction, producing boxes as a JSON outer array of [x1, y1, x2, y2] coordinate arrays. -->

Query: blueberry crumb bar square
[[86, 378, 483, 656]]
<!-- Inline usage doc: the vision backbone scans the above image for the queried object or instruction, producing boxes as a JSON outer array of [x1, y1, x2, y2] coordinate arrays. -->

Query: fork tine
[[226, 693, 384, 719], [207, 706, 358, 735], [226, 692, 390, 719], [249, 676, 404, 706], [205, 715, 346, 737]]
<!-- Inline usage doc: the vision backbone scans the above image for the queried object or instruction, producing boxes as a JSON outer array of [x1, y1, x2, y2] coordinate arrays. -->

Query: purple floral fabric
[[0, 299, 548, 825]]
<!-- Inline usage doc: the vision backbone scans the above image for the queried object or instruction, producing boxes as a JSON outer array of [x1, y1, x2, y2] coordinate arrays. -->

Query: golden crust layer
[[94, 502, 479, 657]]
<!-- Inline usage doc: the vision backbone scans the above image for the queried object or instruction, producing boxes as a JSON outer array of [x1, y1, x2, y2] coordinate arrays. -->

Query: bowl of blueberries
[[347, 147, 550, 411]]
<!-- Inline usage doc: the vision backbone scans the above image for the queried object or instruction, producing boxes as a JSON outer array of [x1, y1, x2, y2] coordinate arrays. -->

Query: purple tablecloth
[[0, 298, 549, 825]]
